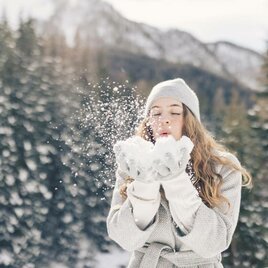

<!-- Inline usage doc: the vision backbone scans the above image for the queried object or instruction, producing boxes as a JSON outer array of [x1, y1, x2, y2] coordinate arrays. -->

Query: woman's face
[[148, 97, 184, 141]]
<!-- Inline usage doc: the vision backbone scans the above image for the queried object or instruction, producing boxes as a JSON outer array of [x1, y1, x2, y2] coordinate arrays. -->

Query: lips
[[159, 130, 170, 136]]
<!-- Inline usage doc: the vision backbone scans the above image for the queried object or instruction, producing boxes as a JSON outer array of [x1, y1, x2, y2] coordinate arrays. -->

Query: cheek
[[174, 118, 184, 133], [177, 118, 184, 128], [149, 120, 160, 131], [149, 122, 163, 137]]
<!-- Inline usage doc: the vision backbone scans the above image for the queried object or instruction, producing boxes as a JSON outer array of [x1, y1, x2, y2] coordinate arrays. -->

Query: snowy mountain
[[207, 41, 264, 90], [45, 0, 264, 91]]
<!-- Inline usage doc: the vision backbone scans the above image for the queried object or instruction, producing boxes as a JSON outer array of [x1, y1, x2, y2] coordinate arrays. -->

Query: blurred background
[[0, 0, 267, 267]]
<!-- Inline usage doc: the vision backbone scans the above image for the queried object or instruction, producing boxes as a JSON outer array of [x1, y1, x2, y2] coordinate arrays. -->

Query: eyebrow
[[151, 104, 183, 109]]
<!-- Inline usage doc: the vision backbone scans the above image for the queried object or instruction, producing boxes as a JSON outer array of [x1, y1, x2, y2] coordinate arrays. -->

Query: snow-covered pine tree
[[216, 54, 267, 267], [0, 18, 86, 267]]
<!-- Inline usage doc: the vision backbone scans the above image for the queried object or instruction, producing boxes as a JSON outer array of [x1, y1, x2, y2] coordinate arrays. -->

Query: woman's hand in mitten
[[113, 136, 155, 183], [151, 135, 202, 233], [152, 135, 194, 181], [113, 137, 161, 231]]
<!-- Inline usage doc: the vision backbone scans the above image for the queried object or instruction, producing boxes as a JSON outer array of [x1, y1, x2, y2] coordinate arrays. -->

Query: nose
[[160, 115, 170, 125]]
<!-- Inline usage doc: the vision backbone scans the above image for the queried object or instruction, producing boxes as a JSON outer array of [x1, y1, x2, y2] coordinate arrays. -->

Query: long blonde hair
[[119, 104, 253, 210]]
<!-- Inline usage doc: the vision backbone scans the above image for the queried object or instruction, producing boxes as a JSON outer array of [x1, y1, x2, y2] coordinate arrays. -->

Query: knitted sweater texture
[[106, 152, 242, 268]]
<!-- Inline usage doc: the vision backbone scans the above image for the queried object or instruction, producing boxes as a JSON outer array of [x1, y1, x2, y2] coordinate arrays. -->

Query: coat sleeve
[[175, 153, 243, 258], [126, 180, 161, 230], [106, 168, 161, 252]]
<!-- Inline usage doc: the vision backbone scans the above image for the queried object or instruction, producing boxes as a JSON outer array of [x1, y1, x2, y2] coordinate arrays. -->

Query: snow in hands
[[113, 135, 194, 181]]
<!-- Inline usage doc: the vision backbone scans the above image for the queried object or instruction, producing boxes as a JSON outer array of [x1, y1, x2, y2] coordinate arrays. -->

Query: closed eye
[[152, 113, 182, 116]]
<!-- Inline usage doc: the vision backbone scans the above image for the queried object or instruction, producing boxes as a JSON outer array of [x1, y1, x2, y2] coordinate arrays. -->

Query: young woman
[[106, 78, 252, 268]]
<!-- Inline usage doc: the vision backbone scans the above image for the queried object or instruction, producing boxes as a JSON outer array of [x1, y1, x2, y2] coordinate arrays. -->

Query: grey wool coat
[[106, 152, 242, 268]]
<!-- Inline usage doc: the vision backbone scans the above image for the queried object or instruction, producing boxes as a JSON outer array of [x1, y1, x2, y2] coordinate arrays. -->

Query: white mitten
[[152, 135, 194, 181], [151, 135, 202, 233], [113, 136, 155, 182], [113, 136, 161, 230]]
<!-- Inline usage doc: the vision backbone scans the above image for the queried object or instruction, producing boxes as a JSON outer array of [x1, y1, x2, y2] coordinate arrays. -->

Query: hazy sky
[[0, 0, 267, 53]]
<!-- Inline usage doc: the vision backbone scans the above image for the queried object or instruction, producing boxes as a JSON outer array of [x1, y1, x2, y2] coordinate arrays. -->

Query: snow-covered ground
[[95, 246, 131, 268], [47, 246, 131, 268]]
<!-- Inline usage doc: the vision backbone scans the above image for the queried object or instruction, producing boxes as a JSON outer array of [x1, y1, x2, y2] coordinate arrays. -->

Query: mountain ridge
[[44, 0, 264, 91]]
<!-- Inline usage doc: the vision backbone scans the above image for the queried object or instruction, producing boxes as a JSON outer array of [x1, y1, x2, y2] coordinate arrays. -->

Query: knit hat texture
[[144, 78, 200, 122]]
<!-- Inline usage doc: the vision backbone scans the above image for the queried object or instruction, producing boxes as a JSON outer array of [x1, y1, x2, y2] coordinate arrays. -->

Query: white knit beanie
[[144, 78, 201, 122]]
